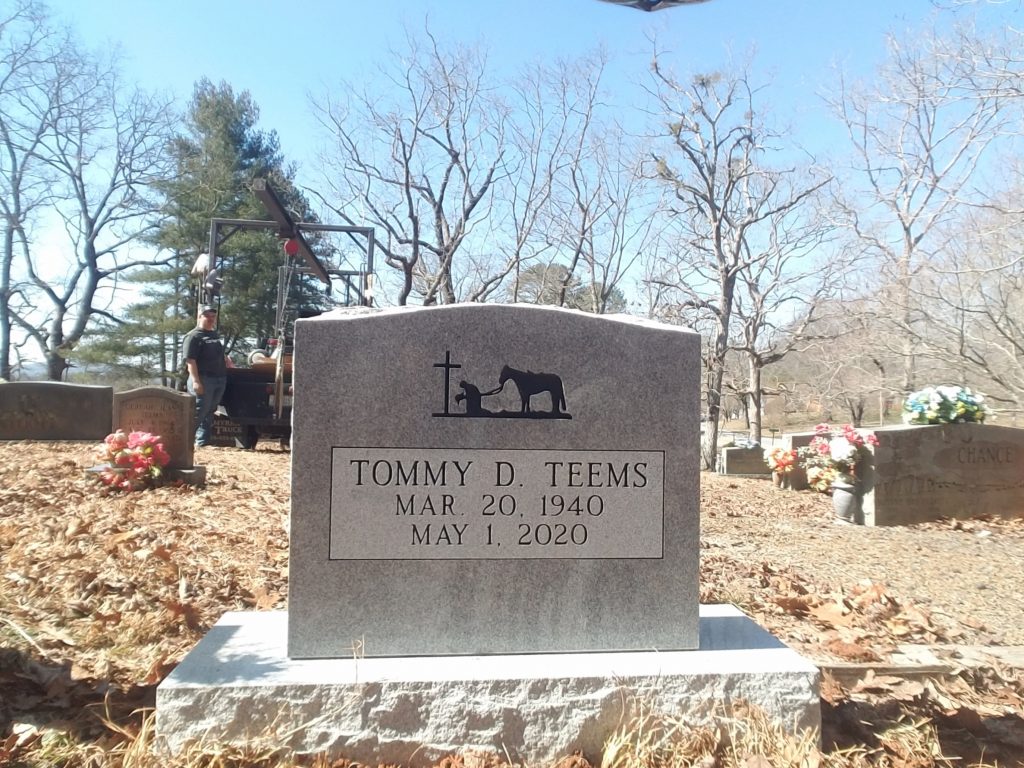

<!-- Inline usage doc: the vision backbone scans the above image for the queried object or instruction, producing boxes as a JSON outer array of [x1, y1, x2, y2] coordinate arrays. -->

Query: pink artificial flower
[[105, 430, 129, 451], [153, 444, 170, 466], [814, 423, 831, 435], [127, 431, 155, 449]]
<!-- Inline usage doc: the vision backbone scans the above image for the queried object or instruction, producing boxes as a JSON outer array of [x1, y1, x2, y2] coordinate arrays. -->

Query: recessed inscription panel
[[329, 448, 665, 560]]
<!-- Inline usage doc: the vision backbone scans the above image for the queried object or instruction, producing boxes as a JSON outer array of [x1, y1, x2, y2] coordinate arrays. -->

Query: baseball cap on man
[[201, 305, 218, 315]]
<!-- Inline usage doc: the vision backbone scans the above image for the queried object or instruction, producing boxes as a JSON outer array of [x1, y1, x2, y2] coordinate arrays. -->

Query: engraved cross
[[433, 350, 462, 416]]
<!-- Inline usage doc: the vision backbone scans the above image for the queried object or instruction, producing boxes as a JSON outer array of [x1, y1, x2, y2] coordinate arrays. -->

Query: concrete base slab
[[156, 605, 819, 766]]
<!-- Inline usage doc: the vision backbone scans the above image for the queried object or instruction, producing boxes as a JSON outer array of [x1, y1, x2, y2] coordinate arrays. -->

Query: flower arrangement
[[797, 423, 879, 492], [902, 385, 990, 425], [94, 430, 171, 492], [763, 446, 798, 474]]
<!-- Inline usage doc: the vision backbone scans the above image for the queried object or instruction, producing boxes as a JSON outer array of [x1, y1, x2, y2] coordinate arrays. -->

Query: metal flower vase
[[831, 478, 861, 524]]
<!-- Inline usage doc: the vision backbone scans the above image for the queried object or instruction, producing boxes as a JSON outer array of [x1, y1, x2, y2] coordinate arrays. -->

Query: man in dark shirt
[[183, 305, 227, 447]]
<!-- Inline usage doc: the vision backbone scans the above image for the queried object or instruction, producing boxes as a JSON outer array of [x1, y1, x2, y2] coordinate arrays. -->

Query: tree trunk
[[899, 247, 915, 395], [748, 354, 763, 445], [701, 380, 723, 471], [1, 228, 13, 381], [160, 331, 168, 387], [46, 351, 69, 381]]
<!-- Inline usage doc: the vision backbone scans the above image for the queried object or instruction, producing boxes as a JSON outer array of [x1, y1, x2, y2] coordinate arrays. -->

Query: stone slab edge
[[166, 466, 206, 486], [157, 606, 820, 766]]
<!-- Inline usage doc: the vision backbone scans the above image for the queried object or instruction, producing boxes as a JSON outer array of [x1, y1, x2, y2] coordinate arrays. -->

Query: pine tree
[[83, 79, 324, 384]]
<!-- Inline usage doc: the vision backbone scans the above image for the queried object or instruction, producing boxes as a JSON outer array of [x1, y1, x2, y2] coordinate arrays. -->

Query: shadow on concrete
[[163, 621, 286, 686]]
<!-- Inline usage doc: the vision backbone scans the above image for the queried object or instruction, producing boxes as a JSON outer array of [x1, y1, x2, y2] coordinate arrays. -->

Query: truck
[[192, 178, 375, 448]]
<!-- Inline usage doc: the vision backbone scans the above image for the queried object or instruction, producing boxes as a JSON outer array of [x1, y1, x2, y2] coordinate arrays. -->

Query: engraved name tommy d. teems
[[348, 458, 649, 491], [334, 453, 658, 553]]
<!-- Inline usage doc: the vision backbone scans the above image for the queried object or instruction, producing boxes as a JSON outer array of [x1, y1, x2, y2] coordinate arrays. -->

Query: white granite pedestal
[[156, 605, 819, 766]]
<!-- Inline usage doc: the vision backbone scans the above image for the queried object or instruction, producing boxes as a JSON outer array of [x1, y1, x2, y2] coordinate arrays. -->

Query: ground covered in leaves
[[1, 441, 1022, 767]]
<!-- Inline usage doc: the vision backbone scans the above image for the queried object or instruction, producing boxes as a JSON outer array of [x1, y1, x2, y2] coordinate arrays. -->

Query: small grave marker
[[112, 387, 194, 469], [718, 446, 772, 476]]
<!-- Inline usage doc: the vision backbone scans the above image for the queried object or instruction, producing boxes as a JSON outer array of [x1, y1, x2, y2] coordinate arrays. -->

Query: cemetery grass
[[1, 444, 1022, 767]]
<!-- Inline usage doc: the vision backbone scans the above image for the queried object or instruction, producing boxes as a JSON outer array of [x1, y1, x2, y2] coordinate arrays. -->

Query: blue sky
[[47, 0, 1011, 187]]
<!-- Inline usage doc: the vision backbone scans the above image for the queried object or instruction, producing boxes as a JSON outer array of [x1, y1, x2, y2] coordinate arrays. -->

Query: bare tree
[[14, 49, 173, 379], [553, 123, 652, 314], [313, 27, 508, 305], [910, 201, 1024, 414], [771, 300, 905, 427], [501, 52, 649, 314], [643, 57, 829, 469], [730, 189, 842, 442], [0, 3, 174, 380], [0, 0, 65, 380], [828, 22, 1016, 395]]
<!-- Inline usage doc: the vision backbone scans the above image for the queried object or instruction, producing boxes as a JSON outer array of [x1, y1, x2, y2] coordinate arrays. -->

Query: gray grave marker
[[0, 382, 112, 440], [718, 446, 772, 476], [112, 387, 195, 469], [862, 423, 1024, 525], [288, 304, 701, 658]]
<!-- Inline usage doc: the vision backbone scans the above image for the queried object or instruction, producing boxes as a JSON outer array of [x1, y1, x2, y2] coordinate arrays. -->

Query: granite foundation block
[[157, 606, 820, 766], [781, 432, 816, 490]]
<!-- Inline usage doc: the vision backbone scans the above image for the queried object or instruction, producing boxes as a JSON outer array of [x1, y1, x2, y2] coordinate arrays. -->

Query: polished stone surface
[[289, 305, 701, 658]]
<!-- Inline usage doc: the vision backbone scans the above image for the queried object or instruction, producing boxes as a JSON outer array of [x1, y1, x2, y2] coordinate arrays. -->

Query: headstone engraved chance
[[112, 387, 194, 469], [862, 423, 1024, 525], [0, 382, 112, 440], [288, 304, 701, 658]]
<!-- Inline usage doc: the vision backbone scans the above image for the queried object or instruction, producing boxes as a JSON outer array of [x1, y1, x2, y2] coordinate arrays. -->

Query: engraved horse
[[497, 365, 568, 415]]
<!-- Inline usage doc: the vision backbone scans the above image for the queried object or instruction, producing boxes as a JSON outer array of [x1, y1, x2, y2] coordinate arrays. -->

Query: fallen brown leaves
[[0, 441, 290, 758], [700, 556, 965, 664], [821, 665, 1024, 766], [1, 442, 1022, 767]]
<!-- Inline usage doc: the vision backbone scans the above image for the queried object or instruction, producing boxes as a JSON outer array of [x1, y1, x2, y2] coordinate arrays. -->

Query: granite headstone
[[0, 382, 112, 440], [288, 304, 701, 658], [112, 387, 194, 469], [718, 445, 772, 476], [861, 423, 1024, 525]]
